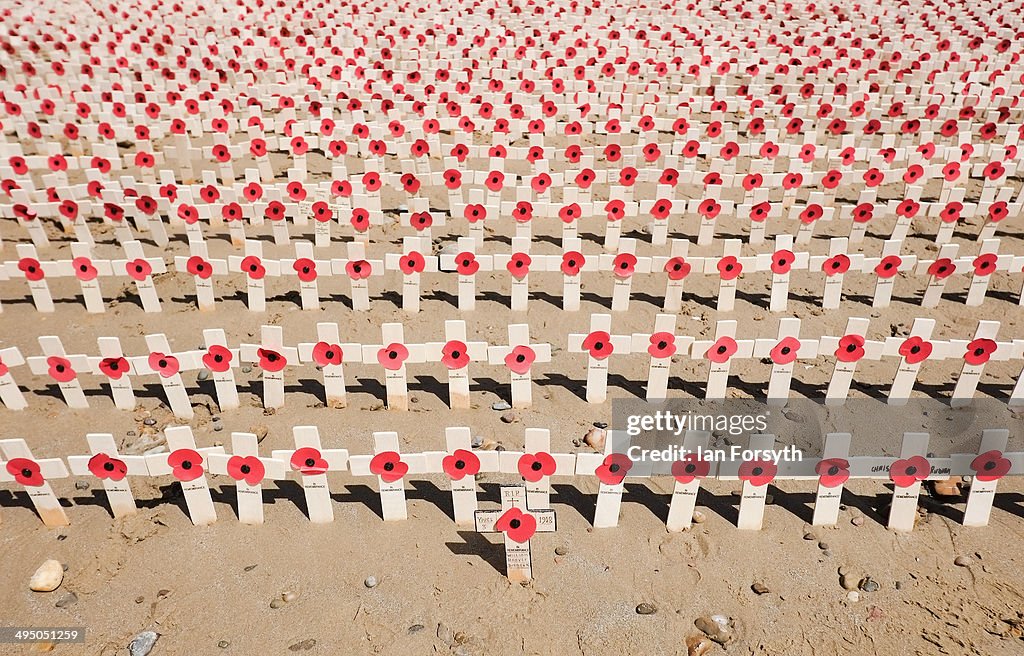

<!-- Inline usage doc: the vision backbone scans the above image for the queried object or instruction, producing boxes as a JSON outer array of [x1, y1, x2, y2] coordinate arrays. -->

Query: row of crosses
[[3, 427, 1020, 581], [2, 236, 1020, 315], [1, 318, 1020, 415]]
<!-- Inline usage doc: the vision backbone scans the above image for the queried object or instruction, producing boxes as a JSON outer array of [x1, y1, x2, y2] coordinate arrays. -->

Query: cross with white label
[[0, 346, 28, 410], [422, 427, 501, 526], [487, 324, 552, 408], [491, 237, 534, 311], [567, 314, 633, 403], [27, 335, 91, 408], [863, 240, 917, 308], [424, 320, 488, 409], [810, 432, 853, 526], [271, 426, 349, 523], [692, 321, 757, 400], [599, 238, 653, 312], [819, 317, 885, 405], [228, 239, 281, 312], [297, 322, 363, 408], [949, 321, 1013, 407], [361, 322, 428, 411], [399, 197, 446, 241], [964, 239, 1014, 307], [651, 239, 704, 312], [882, 318, 951, 405], [0, 438, 70, 527], [575, 431, 636, 528], [546, 237, 599, 311], [665, 431, 716, 531], [63, 242, 114, 313], [717, 433, 777, 530], [887, 432, 931, 533], [384, 236, 439, 313], [755, 234, 809, 312], [498, 428, 577, 511], [807, 238, 864, 310], [201, 328, 240, 411], [90, 336, 138, 410], [240, 325, 300, 409], [207, 432, 287, 525], [278, 240, 332, 310], [474, 484, 556, 583], [439, 237, 494, 311], [961, 429, 1012, 527], [111, 240, 166, 312], [6, 243, 58, 312], [349, 431, 428, 521], [66, 433, 149, 518], [130, 334, 203, 419], [632, 314, 694, 401], [173, 239, 228, 310], [145, 425, 223, 526], [704, 239, 758, 312], [331, 241, 383, 311], [753, 318, 819, 405]]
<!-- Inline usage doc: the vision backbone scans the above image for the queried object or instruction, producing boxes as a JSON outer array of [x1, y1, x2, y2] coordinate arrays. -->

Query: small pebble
[[364, 576, 378, 588], [135, 596, 145, 604], [635, 602, 657, 615], [554, 546, 568, 556], [75, 480, 90, 490], [593, 421, 608, 429], [242, 366, 252, 374], [803, 532, 816, 541], [218, 641, 230, 649], [244, 565, 257, 572], [751, 582, 769, 595], [851, 516, 864, 526], [694, 615, 734, 645], [408, 624, 425, 634], [491, 401, 511, 411], [847, 591, 860, 602], [454, 632, 468, 645], [471, 436, 484, 448], [818, 541, 829, 550], [860, 578, 880, 593], [197, 369, 211, 381], [55, 592, 78, 608], [954, 555, 973, 567], [143, 418, 157, 426], [691, 510, 706, 524], [282, 590, 299, 603], [270, 598, 284, 609], [288, 639, 316, 652], [29, 560, 64, 592], [500, 412, 516, 423], [895, 581, 903, 590], [213, 424, 223, 432], [128, 631, 159, 656]]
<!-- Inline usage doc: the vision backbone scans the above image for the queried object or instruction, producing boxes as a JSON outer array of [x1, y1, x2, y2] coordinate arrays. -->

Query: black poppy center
[[22, 468, 33, 477], [910, 346, 920, 354], [214, 355, 223, 362], [884, 263, 893, 270], [305, 458, 316, 467], [462, 259, 470, 266], [846, 344, 857, 352], [594, 341, 604, 350], [984, 461, 996, 471], [109, 361, 119, 370], [717, 345, 727, 354], [657, 341, 668, 350], [725, 264, 734, 271], [181, 460, 192, 470], [267, 353, 278, 362], [388, 351, 398, 360], [240, 464, 251, 474], [516, 354, 526, 363], [55, 364, 65, 373], [905, 466, 917, 476], [158, 359, 167, 368], [509, 518, 521, 529], [531, 461, 542, 471], [780, 347, 791, 355], [974, 348, 985, 356], [80, 264, 88, 272], [827, 465, 840, 476], [28, 266, 37, 273], [302, 267, 310, 274], [249, 264, 258, 272], [451, 350, 461, 359], [568, 259, 577, 267], [751, 466, 763, 476], [454, 460, 465, 470], [383, 462, 395, 472], [685, 463, 696, 473], [619, 262, 628, 269], [609, 463, 620, 473], [104, 462, 115, 472]]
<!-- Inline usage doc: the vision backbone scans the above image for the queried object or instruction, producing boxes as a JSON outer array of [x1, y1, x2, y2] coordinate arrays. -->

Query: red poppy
[[605, 199, 625, 222], [443, 169, 461, 189], [771, 250, 794, 274], [874, 255, 902, 278], [531, 173, 552, 193], [770, 337, 801, 365], [312, 342, 343, 366], [899, 336, 932, 365], [513, 201, 533, 223], [88, 453, 128, 481], [558, 203, 582, 224], [507, 253, 531, 279], [484, 171, 504, 192], [6, 457, 44, 486], [815, 458, 850, 488], [973, 253, 998, 277], [822, 254, 850, 276], [184, 255, 211, 279], [662, 256, 691, 280], [671, 455, 711, 484], [98, 356, 129, 380], [988, 202, 1009, 223], [705, 336, 738, 363], [227, 455, 265, 485], [928, 258, 955, 279], [377, 343, 409, 370], [370, 451, 408, 483], [517, 451, 556, 482], [799, 204, 824, 224], [505, 345, 536, 374], [409, 212, 432, 231], [18, 257, 44, 281], [596, 453, 632, 485], [697, 198, 722, 220], [455, 253, 479, 276], [612, 253, 637, 278], [582, 331, 614, 360], [494, 507, 537, 543], [345, 259, 372, 280], [362, 172, 382, 192], [125, 259, 152, 281], [648, 332, 676, 359], [167, 448, 204, 482], [717, 256, 742, 280], [442, 449, 480, 480], [464, 204, 485, 223], [236, 254, 265, 279], [145, 352, 177, 378], [738, 459, 777, 486], [438, 340, 470, 370], [964, 339, 997, 366], [399, 252, 425, 275], [47, 356, 76, 382], [889, 455, 930, 488], [290, 447, 328, 475], [287, 258, 315, 282], [650, 199, 672, 221], [257, 348, 287, 372], [835, 334, 865, 362], [203, 345, 232, 372], [970, 450, 1011, 482]]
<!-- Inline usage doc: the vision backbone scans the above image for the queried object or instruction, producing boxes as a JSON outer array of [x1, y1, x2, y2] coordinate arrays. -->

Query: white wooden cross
[[692, 321, 756, 400], [145, 426, 223, 526], [567, 314, 633, 403], [0, 438, 70, 527], [361, 322, 428, 411], [131, 334, 202, 420], [331, 241, 383, 311], [487, 324, 552, 408], [423, 426, 500, 526], [755, 235, 809, 312], [863, 240, 917, 308], [66, 433, 148, 518], [474, 484, 556, 583], [949, 321, 1012, 407], [819, 318, 885, 405], [424, 320, 488, 409], [173, 240, 227, 310], [7, 243, 57, 312], [349, 431, 428, 521], [90, 336, 138, 410], [281, 240, 332, 310], [384, 236, 438, 313], [632, 314, 694, 401], [810, 432, 852, 526], [297, 322, 363, 408], [202, 329, 240, 411], [439, 237, 494, 311], [808, 238, 864, 310], [271, 426, 349, 524], [752, 318, 819, 405], [228, 239, 281, 312], [0, 346, 28, 410], [961, 429, 1012, 527], [717, 433, 777, 530], [498, 428, 577, 510], [965, 239, 1013, 307], [704, 239, 757, 312], [665, 431, 715, 531], [241, 325, 300, 409], [549, 237, 598, 311], [887, 432, 931, 533], [651, 239, 704, 312], [914, 243, 960, 308], [27, 336, 90, 408], [208, 432, 287, 525], [575, 431, 635, 528], [65, 242, 114, 313], [599, 238, 652, 312], [491, 237, 533, 311], [883, 318, 950, 405], [112, 240, 165, 312]]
